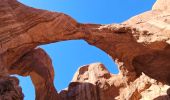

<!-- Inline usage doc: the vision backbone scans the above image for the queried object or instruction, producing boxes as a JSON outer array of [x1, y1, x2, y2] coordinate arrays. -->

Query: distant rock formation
[[0, 0, 170, 100]]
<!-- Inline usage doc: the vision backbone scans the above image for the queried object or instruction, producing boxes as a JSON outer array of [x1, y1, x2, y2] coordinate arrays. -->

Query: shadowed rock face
[[0, 76, 23, 100], [0, 0, 170, 100]]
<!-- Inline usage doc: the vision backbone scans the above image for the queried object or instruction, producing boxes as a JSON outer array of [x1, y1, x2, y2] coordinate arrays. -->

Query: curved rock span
[[0, 0, 170, 100]]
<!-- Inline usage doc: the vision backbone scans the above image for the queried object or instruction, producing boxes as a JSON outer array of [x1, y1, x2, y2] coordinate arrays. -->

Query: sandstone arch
[[0, 0, 170, 99]]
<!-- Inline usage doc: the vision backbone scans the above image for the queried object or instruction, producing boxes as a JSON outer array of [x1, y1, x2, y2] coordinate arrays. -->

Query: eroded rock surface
[[60, 63, 170, 100], [0, 0, 170, 100], [60, 63, 119, 100], [0, 76, 23, 100]]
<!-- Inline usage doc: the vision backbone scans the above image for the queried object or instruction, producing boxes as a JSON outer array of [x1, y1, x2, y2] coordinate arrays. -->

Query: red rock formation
[[0, 76, 23, 100], [0, 0, 170, 100], [60, 63, 119, 100], [60, 63, 170, 100], [10, 48, 60, 100]]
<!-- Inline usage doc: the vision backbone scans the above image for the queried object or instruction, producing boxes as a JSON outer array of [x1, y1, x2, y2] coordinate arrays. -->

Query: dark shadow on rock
[[153, 88, 170, 100], [0, 76, 24, 100], [59, 82, 119, 100]]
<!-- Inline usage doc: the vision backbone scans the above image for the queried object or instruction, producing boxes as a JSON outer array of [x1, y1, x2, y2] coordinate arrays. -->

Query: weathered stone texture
[[60, 63, 170, 100]]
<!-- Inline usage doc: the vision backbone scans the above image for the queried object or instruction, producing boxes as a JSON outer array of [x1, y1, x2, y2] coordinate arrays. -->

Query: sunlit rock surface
[[60, 63, 170, 100]]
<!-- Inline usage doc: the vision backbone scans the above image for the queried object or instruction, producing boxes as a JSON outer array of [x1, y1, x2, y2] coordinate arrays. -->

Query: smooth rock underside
[[0, 0, 170, 100]]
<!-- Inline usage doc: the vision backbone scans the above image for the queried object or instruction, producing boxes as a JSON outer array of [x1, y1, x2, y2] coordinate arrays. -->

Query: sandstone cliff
[[0, 0, 170, 100]]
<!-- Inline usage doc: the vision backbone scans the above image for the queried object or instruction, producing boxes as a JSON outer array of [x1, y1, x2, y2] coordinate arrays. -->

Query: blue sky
[[17, 0, 156, 100]]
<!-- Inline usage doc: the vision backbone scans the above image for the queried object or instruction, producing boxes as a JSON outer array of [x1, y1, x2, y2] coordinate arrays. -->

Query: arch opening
[[40, 40, 119, 91], [15, 40, 119, 100]]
